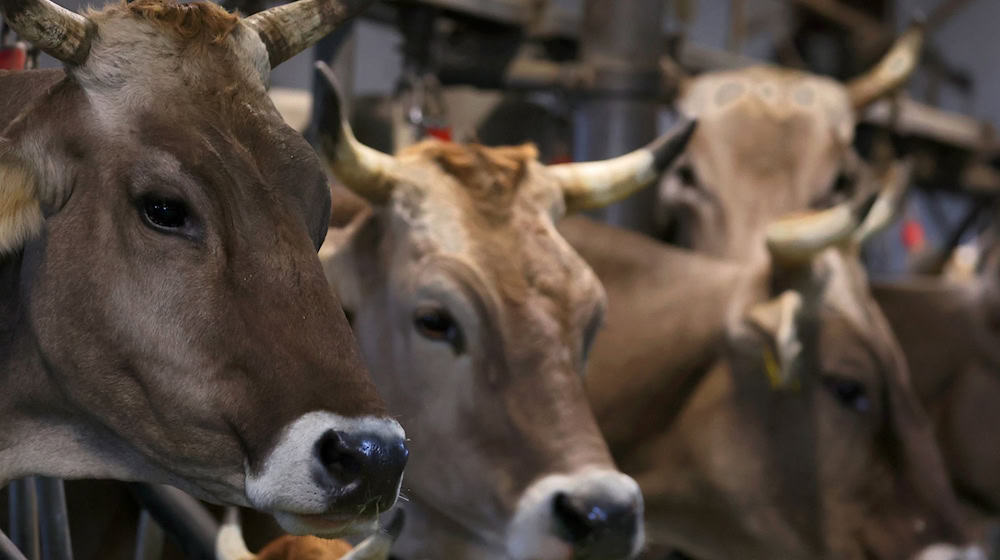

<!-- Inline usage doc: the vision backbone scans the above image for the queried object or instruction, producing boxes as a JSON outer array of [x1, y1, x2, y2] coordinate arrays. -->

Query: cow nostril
[[551, 489, 639, 555], [317, 430, 362, 480], [313, 428, 408, 515], [553, 491, 601, 543]]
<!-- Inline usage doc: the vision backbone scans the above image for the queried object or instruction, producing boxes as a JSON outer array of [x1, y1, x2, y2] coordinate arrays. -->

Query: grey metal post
[[1, 530, 30, 560], [33, 479, 70, 560], [133, 511, 164, 560], [8, 479, 39, 560], [574, 0, 667, 234]]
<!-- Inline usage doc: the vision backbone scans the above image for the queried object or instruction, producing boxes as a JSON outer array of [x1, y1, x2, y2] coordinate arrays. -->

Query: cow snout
[[913, 544, 986, 560], [552, 489, 639, 557], [316, 428, 409, 512], [506, 469, 644, 560], [245, 412, 407, 538]]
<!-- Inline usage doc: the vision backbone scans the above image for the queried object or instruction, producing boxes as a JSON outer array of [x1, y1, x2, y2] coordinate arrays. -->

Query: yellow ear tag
[[762, 346, 784, 389]]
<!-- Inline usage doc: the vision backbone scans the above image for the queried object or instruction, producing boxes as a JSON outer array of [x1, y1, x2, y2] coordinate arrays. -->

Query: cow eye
[[677, 164, 698, 186], [822, 375, 871, 413], [581, 309, 604, 364], [414, 306, 465, 354], [141, 196, 189, 231]]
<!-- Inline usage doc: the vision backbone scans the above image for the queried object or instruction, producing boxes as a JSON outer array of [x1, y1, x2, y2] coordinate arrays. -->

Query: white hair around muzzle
[[506, 468, 644, 560]]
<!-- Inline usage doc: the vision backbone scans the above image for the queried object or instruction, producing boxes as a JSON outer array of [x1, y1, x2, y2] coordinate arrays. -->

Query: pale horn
[[314, 60, 400, 204], [244, 0, 372, 68], [0, 0, 92, 64], [547, 118, 697, 213], [846, 21, 925, 110], [766, 159, 913, 264]]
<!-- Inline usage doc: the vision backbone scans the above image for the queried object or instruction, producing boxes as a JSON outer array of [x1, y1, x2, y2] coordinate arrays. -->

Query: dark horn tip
[[313, 61, 347, 131], [649, 117, 698, 171]]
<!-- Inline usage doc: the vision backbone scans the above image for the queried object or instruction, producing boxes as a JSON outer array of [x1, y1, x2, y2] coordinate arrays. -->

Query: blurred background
[[20, 0, 1000, 277]]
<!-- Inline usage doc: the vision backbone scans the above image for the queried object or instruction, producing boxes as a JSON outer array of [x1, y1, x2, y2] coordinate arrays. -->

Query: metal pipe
[[133, 511, 164, 560], [127, 484, 217, 560], [574, 0, 666, 233], [34, 479, 71, 560], [7, 479, 38, 560], [0, 530, 30, 560]]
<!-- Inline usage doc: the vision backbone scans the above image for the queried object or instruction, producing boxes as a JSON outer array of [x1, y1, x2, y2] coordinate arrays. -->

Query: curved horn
[[341, 510, 405, 560], [766, 204, 857, 265], [314, 61, 399, 204], [852, 159, 913, 245], [847, 22, 925, 110], [244, 0, 372, 69], [216, 508, 254, 560], [548, 118, 697, 213], [0, 0, 92, 64]]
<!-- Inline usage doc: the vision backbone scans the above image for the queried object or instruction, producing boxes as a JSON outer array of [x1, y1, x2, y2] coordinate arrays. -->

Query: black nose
[[315, 429, 408, 513], [552, 491, 639, 557]]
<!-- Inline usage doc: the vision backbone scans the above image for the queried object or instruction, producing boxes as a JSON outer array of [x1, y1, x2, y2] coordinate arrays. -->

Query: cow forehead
[[74, 4, 269, 120], [679, 68, 855, 147], [386, 157, 601, 325]]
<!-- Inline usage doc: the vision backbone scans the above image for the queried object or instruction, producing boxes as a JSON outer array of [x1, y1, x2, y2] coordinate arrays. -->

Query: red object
[[425, 126, 452, 142], [901, 218, 925, 252], [0, 45, 27, 70]]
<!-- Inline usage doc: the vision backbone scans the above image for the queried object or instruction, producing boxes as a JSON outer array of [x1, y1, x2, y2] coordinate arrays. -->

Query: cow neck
[[393, 498, 506, 559]]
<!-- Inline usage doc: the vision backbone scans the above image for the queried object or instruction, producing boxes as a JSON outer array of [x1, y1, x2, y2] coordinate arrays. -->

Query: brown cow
[[565, 184, 981, 559], [313, 62, 695, 559], [0, 0, 406, 538], [873, 249, 1000, 525], [655, 25, 922, 261], [653, 19, 1000, 542]]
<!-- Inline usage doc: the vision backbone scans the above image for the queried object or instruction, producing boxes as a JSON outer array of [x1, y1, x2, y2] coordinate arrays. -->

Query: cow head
[[645, 166, 977, 559], [656, 25, 923, 260], [315, 62, 695, 559], [0, 0, 406, 537]]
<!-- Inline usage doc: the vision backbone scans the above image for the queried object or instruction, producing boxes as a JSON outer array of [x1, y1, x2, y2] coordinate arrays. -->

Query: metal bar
[[784, 0, 889, 40], [127, 484, 217, 560], [133, 511, 164, 560], [863, 96, 996, 154], [575, 0, 665, 234], [926, 0, 976, 31], [0, 530, 30, 560], [33, 479, 70, 560], [728, 0, 747, 52], [7, 479, 38, 560]]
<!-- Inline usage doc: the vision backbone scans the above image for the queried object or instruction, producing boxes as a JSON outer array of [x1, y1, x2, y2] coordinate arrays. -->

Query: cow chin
[[912, 544, 986, 560], [271, 511, 380, 539], [505, 468, 644, 560]]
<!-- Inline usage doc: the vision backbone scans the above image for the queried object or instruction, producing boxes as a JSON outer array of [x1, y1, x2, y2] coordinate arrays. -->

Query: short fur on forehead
[[90, 0, 240, 45], [401, 140, 538, 221]]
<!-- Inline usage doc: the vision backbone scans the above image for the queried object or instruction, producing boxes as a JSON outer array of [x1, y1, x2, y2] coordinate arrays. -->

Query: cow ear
[[744, 290, 805, 389], [0, 156, 44, 254], [319, 200, 371, 313]]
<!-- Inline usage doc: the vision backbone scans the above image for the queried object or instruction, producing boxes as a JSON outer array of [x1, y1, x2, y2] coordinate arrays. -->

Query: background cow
[[0, 0, 406, 539], [314, 61, 694, 559], [651, 20, 1000, 544], [655, 25, 922, 262], [873, 237, 1000, 531], [565, 180, 980, 559]]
